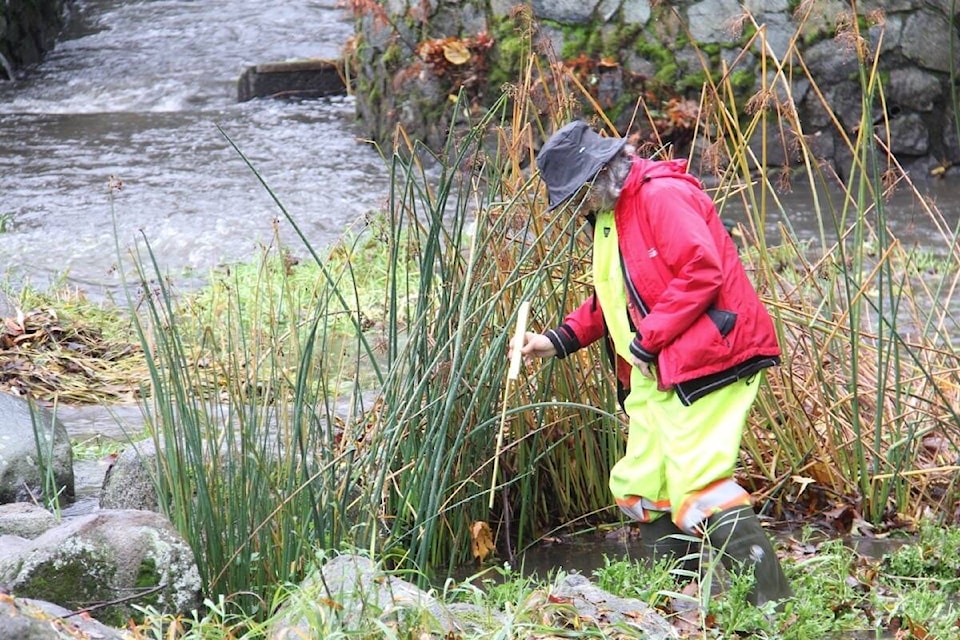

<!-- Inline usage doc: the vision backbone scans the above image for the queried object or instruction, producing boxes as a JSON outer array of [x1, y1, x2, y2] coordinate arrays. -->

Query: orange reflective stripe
[[616, 495, 671, 523], [675, 478, 751, 534]]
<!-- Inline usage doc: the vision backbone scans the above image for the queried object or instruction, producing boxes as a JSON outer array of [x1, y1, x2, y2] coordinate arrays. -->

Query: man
[[517, 120, 792, 606]]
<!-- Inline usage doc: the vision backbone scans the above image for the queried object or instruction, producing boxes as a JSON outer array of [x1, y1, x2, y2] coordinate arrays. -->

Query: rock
[[620, 0, 652, 24], [886, 68, 943, 112], [237, 58, 347, 102], [0, 533, 32, 557], [0, 595, 128, 640], [267, 554, 678, 639], [901, 8, 960, 73], [884, 112, 929, 156], [0, 509, 201, 627], [0, 290, 17, 319], [687, 0, 742, 44], [99, 438, 160, 512], [530, 0, 598, 24], [0, 502, 58, 538], [0, 393, 74, 506], [551, 572, 678, 638], [267, 554, 490, 638]]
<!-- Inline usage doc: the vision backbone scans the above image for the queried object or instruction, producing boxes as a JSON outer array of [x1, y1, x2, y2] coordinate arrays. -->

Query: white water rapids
[[0, 0, 390, 297]]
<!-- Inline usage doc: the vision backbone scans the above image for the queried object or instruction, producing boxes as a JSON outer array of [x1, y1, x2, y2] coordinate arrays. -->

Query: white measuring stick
[[489, 300, 531, 509], [508, 301, 531, 379]]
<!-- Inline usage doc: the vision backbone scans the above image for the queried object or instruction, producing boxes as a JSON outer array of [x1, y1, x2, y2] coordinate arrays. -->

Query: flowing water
[[0, 0, 390, 298], [2, 0, 958, 296]]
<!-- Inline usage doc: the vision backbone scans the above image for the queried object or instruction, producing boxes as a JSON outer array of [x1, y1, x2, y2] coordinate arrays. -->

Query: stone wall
[[350, 0, 960, 178], [0, 0, 73, 80]]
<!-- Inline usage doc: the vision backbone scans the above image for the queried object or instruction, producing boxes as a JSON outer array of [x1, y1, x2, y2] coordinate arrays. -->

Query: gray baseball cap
[[535, 120, 627, 211]]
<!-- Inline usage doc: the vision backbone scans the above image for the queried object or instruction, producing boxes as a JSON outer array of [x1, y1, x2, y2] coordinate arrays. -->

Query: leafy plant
[[881, 521, 960, 591], [28, 398, 65, 516], [71, 433, 128, 461], [593, 552, 688, 608]]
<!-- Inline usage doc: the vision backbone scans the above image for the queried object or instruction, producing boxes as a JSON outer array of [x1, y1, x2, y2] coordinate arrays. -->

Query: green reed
[[119, 216, 377, 616], [361, 94, 625, 574], [29, 397, 66, 516]]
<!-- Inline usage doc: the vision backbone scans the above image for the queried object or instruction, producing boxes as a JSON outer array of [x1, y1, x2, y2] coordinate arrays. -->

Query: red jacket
[[545, 158, 781, 405]]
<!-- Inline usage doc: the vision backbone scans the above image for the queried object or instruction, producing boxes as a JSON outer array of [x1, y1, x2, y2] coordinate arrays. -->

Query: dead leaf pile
[[0, 308, 147, 404]]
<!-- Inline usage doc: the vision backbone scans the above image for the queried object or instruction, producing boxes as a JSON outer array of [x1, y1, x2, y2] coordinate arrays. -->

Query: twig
[[61, 584, 166, 618], [489, 301, 530, 509]]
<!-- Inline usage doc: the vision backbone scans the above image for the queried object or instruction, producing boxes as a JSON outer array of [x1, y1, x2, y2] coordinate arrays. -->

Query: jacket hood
[[621, 157, 703, 195]]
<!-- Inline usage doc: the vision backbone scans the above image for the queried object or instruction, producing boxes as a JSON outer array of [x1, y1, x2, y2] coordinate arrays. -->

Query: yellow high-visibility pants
[[609, 368, 760, 533]]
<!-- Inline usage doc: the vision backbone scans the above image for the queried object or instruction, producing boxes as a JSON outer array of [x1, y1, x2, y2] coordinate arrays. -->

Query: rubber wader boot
[[639, 515, 701, 580], [704, 505, 793, 607]]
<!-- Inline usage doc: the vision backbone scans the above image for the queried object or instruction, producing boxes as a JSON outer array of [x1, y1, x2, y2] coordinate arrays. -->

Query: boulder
[[0, 393, 74, 505], [268, 554, 490, 638], [0, 509, 201, 627], [0, 502, 58, 538], [0, 595, 128, 640], [99, 438, 161, 512]]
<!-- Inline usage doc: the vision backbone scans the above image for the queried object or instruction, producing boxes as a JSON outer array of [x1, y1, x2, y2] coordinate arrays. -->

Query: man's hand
[[510, 332, 556, 361], [629, 335, 656, 379], [631, 355, 656, 379]]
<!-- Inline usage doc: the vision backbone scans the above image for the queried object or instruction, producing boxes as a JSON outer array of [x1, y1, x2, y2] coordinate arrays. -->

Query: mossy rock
[[0, 511, 202, 627], [12, 544, 128, 625], [13, 547, 165, 627]]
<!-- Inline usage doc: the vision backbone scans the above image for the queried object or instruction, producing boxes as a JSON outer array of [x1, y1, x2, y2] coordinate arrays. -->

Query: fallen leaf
[[443, 40, 471, 65], [470, 521, 495, 563], [791, 474, 816, 496], [318, 597, 343, 610], [3, 318, 23, 336]]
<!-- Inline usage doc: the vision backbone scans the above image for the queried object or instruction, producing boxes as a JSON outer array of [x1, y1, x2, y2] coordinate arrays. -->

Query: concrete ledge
[[237, 58, 347, 102]]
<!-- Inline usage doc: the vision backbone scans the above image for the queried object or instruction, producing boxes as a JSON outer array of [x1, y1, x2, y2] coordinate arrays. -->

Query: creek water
[[1, 0, 953, 587], [0, 0, 390, 298]]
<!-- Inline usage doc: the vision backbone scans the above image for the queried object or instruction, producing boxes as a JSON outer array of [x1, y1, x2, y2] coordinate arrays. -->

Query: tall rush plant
[[365, 91, 624, 576], [120, 207, 377, 619], [691, 8, 960, 523]]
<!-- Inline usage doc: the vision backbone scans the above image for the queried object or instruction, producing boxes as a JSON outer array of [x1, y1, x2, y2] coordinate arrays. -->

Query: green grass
[[71, 433, 129, 460], [182, 214, 418, 342], [126, 521, 960, 638]]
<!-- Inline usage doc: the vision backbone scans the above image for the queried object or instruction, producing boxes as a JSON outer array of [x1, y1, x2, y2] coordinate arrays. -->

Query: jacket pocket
[[706, 307, 737, 337]]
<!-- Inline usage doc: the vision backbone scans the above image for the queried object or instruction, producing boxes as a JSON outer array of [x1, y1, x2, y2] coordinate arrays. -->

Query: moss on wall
[[486, 12, 531, 92], [632, 32, 672, 67], [349, 1, 956, 193]]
